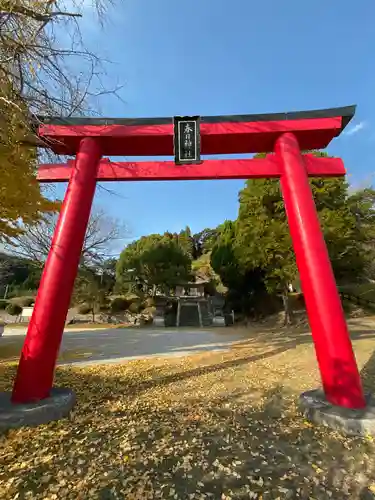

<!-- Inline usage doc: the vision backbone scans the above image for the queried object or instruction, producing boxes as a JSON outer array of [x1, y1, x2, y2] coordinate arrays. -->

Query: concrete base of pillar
[[299, 389, 375, 436], [0, 387, 75, 431]]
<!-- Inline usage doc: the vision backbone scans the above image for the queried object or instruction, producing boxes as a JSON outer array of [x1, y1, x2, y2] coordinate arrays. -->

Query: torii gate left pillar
[[12, 138, 102, 401], [7, 106, 373, 433]]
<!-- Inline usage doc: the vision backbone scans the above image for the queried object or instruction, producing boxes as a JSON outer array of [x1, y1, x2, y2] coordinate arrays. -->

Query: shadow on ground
[[2, 318, 375, 368], [361, 349, 375, 393], [227, 321, 375, 353]]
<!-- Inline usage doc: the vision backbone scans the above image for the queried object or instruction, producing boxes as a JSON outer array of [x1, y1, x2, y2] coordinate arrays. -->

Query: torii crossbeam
[[37, 155, 345, 182], [11, 105, 366, 412]]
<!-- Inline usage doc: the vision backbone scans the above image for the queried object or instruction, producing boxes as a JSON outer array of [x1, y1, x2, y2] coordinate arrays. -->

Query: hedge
[[77, 303, 92, 315], [14, 296, 35, 307], [6, 303, 23, 316], [128, 301, 141, 314], [0, 299, 8, 310], [110, 297, 130, 313]]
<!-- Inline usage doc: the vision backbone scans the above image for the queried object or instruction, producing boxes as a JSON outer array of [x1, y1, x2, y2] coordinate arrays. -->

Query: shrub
[[0, 299, 8, 310], [128, 301, 141, 314], [142, 306, 156, 316], [142, 297, 155, 309], [8, 288, 37, 299], [125, 292, 143, 303], [110, 297, 129, 313], [6, 303, 23, 316], [77, 303, 92, 315], [139, 315, 153, 325], [98, 296, 110, 312], [15, 296, 35, 307]]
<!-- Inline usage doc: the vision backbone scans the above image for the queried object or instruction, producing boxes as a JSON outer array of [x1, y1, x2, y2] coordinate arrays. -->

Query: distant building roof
[[174, 280, 209, 287]]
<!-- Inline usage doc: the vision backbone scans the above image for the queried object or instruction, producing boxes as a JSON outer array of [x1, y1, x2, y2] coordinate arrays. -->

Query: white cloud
[[344, 121, 367, 136]]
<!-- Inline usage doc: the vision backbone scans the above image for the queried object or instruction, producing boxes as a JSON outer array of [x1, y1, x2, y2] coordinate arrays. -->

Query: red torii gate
[[11, 105, 366, 410]]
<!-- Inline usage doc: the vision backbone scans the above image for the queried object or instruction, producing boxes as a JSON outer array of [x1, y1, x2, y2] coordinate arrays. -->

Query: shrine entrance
[[11, 106, 366, 411]]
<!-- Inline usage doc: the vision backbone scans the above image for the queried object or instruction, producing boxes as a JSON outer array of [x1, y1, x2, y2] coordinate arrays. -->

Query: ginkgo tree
[[0, 0, 117, 240], [0, 85, 58, 239]]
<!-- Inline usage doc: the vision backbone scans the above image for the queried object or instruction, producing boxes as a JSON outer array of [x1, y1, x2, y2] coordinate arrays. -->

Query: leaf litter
[[0, 327, 375, 499]]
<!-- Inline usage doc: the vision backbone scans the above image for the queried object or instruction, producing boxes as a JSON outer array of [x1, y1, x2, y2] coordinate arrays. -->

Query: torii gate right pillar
[[275, 133, 366, 409]]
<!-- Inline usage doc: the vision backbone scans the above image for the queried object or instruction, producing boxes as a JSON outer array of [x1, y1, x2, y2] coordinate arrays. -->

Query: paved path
[[3, 326, 111, 336], [2, 327, 250, 365]]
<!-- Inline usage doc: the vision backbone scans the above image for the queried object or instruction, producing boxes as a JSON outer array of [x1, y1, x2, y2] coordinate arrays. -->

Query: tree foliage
[[0, 88, 58, 239], [235, 177, 297, 295], [235, 175, 373, 293], [116, 227, 223, 298], [192, 228, 218, 258], [73, 268, 110, 322], [192, 252, 222, 284], [210, 152, 375, 322], [163, 227, 217, 260], [117, 234, 192, 295], [0, 251, 41, 295], [210, 221, 271, 316]]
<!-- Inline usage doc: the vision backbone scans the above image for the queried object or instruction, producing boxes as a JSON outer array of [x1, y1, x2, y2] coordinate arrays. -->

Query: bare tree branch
[[0, 0, 120, 123], [97, 184, 129, 201], [0, 0, 123, 238], [5, 208, 129, 267], [0, 3, 82, 22]]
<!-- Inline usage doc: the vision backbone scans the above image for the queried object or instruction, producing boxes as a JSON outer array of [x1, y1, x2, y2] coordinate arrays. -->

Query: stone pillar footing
[[0, 387, 75, 431], [299, 389, 375, 436]]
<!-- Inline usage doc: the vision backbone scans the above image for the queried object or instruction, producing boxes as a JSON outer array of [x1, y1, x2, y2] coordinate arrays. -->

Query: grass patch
[[3, 323, 29, 329], [0, 341, 23, 362], [64, 323, 131, 330], [339, 283, 375, 302], [4, 322, 131, 331]]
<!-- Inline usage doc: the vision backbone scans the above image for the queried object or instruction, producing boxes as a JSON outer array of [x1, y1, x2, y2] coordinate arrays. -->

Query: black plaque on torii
[[173, 116, 201, 165]]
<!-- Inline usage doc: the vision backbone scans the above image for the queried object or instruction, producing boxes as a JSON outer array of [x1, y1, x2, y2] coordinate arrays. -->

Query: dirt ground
[[1, 318, 375, 499]]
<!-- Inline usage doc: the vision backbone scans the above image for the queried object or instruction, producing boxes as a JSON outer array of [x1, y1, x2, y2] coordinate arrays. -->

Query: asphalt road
[[2, 327, 250, 365]]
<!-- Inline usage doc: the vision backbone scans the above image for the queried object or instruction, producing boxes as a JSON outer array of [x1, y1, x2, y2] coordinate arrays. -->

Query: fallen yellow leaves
[[311, 464, 323, 474], [0, 332, 375, 499]]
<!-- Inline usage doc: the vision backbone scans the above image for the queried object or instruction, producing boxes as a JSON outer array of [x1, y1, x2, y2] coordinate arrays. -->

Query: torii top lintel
[[37, 105, 355, 156]]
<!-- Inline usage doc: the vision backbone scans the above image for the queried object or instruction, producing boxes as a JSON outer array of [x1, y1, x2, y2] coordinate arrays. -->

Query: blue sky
[[52, 0, 375, 245]]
